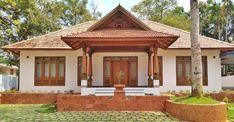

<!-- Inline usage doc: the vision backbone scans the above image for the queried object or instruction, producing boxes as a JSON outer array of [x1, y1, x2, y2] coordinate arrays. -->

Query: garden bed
[[165, 99, 227, 122]]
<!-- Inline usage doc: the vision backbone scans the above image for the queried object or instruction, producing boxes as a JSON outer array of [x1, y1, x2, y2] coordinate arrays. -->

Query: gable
[[94, 11, 145, 30], [88, 5, 151, 31]]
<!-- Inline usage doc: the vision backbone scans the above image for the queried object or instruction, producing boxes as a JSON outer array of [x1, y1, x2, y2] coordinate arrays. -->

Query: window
[[158, 56, 163, 86], [176, 56, 208, 86], [222, 64, 234, 76], [77, 57, 82, 86], [35, 57, 65, 86]]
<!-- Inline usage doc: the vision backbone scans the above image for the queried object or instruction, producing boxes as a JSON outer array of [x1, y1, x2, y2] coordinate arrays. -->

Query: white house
[[2, 5, 234, 95]]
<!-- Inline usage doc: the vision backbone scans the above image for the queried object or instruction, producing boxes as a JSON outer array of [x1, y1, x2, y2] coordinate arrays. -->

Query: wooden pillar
[[81, 47, 87, 80], [87, 48, 93, 87], [153, 46, 159, 80], [148, 51, 153, 87]]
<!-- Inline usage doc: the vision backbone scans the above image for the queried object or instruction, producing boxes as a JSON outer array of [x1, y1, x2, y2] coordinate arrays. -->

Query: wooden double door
[[103, 57, 138, 87]]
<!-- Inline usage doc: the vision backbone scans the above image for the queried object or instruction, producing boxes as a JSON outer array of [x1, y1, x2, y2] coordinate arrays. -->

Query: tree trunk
[[225, 16, 229, 42], [190, 0, 203, 97]]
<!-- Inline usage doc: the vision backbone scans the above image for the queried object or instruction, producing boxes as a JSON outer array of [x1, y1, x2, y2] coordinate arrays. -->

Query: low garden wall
[[57, 94, 170, 111], [208, 93, 234, 102], [172, 92, 234, 102], [165, 100, 227, 122], [0, 93, 58, 104]]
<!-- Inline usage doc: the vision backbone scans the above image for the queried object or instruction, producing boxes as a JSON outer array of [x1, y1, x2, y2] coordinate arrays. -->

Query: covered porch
[[60, 5, 178, 96], [61, 30, 178, 96]]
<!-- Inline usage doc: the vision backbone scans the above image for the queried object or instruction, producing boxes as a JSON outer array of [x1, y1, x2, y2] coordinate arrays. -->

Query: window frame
[[34, 56, 65, 86], [176, 56, 208, 86], [77, 56, 82, 86], [103, 56, 138, 87]]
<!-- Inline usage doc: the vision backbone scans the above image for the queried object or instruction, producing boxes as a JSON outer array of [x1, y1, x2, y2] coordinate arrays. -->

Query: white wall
[[19, 49, 222, 93], [222, 76, 234, 88], [158, 49, 222, 92], [20, 50, 82, 92]]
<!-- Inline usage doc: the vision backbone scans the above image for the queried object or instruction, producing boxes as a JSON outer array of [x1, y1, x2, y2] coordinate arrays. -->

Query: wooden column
[[81, 47, 87, 80], [153, 46, 159, 80], [87, 47, 93, 87], [148, 51, 153, 87]]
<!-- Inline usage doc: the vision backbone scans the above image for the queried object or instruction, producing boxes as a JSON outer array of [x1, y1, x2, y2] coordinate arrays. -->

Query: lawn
[[229, 103, 234, 120], [171, 96, 220, 104], [0, 104, 181, 122]]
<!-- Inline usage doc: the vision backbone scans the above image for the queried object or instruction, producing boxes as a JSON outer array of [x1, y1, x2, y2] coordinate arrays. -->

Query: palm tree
[[190, 0, 203, 97]]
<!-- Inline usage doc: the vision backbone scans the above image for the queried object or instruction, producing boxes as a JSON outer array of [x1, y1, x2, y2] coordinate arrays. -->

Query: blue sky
[[87, 0, 207, 16]]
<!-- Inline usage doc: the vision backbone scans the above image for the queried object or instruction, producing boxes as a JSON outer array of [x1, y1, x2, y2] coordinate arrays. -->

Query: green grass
[[171, 96, 220, 104], [34, 104, 56, 113], [228, 103, 234, 119]]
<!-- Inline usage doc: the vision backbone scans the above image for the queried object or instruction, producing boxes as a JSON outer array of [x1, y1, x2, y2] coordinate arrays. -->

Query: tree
[[131, 0, 190, 31], [0, 0, 101, 66], [190, 0, 203, 97], [90, 0, 102, 20], [199, 0, 234, 43], [131, 0, 177, 21], [160, 7, 190, 31], [222, 0, 234, 42], [59, 0, 93, 26]]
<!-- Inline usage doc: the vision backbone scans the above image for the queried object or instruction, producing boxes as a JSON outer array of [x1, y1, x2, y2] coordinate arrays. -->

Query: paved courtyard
[[0, 104, 181, 122]]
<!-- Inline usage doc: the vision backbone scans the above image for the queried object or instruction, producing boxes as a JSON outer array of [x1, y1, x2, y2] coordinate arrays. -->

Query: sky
[[87, 0, 208, 16]]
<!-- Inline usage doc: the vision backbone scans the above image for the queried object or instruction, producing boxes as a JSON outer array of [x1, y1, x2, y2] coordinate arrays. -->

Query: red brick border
[[57, 94, 170, 111], [0, 93, 58, 104], [165, 100, 227, 122], [172, 93, 234, 102], [208, 93, 234, 102]]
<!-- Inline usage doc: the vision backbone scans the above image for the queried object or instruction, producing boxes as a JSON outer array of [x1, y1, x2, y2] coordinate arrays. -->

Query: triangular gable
[[88, 5, 151, 31]]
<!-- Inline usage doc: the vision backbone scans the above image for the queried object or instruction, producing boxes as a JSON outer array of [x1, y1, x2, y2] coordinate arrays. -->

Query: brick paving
[[0, 104, 182, 122]]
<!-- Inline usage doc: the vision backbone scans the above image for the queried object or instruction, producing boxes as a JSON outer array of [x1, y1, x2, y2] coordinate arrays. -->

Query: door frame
[[103, 56, 138, 87]]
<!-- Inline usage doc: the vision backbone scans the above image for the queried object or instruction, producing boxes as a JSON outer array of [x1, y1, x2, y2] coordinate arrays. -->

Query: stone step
[[124, 89, 144, 92]]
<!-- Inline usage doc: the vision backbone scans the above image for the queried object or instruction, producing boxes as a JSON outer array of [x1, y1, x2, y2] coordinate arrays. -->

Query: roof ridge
[[2, 21, 96, 48], [145, 20, 234, 46]]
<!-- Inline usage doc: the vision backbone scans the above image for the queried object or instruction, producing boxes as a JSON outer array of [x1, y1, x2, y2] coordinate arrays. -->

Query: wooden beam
[[87, 47, 93, 87], [148, 48, 153, 87], [81, 46, 87, 80]]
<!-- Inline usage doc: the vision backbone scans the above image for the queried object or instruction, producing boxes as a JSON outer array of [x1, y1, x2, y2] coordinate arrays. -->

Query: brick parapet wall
[[165, 100, 227, 122], [0, 93, 58, 104], [57, 94, 170, 111]]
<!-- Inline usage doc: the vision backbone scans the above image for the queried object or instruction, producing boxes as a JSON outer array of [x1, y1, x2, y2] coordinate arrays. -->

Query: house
[[0, 63, 17, 76], [221, 51, 234, 89], [2, 5, 234, 95], [0, 63, 18, 91]]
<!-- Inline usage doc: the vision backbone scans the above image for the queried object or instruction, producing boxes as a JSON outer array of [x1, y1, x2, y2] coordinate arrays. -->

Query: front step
[[95, 88, 146, 96], [124, 88, 145, 96], [95, 88, 115, 96]]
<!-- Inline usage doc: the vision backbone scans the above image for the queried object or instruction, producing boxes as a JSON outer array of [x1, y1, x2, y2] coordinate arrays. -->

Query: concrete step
[[95, 88, 115, 96]]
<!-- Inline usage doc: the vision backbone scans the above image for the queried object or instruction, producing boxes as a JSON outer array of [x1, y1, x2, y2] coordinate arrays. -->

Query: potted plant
[[114, 70, 125, 90]]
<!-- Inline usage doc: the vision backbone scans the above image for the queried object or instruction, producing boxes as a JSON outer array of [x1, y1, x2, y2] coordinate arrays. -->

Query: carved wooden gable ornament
[[88, 5, 151, 31]]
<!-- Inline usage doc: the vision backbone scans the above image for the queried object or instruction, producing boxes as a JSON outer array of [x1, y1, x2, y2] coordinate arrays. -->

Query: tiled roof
[[65, 29, 177, 38], [143, 20, 234, 49], [2, 20, 234, 50], [2, 21, 95, 50]]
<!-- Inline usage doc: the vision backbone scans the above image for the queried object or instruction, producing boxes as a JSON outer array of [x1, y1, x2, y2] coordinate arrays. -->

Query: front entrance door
[[112, 60, 129, 85], [103, 57, 138, 87]]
